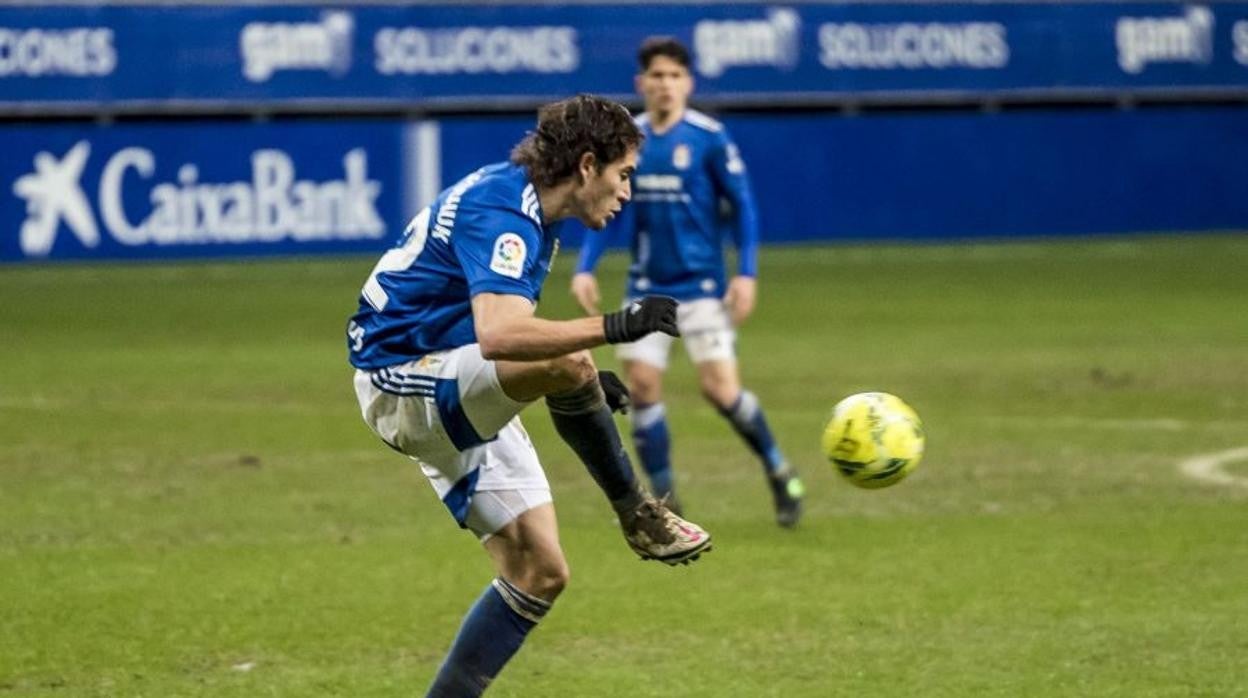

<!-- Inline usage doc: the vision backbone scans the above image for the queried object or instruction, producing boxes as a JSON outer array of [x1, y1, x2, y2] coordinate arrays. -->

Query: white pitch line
[[982, 416, 1188, 431], [1179, 447, 1248, 489], [978, 416, 1248, 433]]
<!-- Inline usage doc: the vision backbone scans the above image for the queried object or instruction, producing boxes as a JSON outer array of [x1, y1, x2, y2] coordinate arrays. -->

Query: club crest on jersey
[[491, 232, 527, 278], [672, 144, 691, 170], [416, 354, 443, 369]]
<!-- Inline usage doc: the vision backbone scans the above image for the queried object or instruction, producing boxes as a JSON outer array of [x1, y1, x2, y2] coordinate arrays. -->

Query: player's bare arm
[[570, 272, 601, 315], [473, 291, 680, 362], [473, 292, 606, 361], [723, 275, 757, 326]]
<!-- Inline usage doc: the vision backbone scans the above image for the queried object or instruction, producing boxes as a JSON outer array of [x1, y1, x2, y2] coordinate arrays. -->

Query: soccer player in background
[[347, 95, 712, 697], [571, 37, 805, 527]]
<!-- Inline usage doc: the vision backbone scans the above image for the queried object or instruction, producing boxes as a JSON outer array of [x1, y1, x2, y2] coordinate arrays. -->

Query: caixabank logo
[[8, 140, 385, 260]]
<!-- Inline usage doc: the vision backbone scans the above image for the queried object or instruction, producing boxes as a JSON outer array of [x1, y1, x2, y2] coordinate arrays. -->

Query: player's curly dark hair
[[510, 94, 643, 188], [638, 36, 691, 71]]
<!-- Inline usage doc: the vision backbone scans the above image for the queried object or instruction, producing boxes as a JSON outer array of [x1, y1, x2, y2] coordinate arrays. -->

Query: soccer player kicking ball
[[572, 37, 805, 527], [347, 95, 711, 697]]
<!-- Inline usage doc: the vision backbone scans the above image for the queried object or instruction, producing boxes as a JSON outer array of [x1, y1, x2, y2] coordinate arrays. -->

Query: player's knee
[[524, 556, 570, 600], [700, 379, 737, 410], [545, 351, 597, 394], [626, 369, 663, 404], [632, 382, 662, 405], [544, 558, 571, 597]]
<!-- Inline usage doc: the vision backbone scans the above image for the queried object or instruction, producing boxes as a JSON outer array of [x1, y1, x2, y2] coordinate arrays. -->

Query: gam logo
[[240, 10, 354, 82], [11, 140, 384, 258], [1116, 6, 1213, 74], [1234, 20, 1248, 66], [694, 7, 801, 78]]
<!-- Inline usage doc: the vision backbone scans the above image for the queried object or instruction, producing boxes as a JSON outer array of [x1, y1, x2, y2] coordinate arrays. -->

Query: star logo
[[12, 141, 99, 257]]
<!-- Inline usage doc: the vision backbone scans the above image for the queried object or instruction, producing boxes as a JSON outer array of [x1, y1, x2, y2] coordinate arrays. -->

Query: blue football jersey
[[347, 162, 564, 369], [577, 109, 760, 300]]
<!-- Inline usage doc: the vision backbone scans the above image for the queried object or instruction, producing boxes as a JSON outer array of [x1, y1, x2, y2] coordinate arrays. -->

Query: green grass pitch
[[2, 235, 1247, 696]]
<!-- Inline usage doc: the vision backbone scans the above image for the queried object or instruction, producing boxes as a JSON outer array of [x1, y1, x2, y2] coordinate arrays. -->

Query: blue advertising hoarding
[[0, 120, 436, 262], [436, 107, 1248, 244], [3, 106, 1245, 263], [2, 2, 1248, 113]]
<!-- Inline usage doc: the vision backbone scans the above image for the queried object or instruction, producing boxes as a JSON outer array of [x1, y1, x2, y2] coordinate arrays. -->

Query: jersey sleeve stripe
[[684, 109, 724, 133]]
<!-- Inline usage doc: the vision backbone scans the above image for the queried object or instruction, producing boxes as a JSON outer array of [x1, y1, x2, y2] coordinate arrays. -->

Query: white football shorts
[[615, 297, 736, 371], [353, 344, 551, 538]]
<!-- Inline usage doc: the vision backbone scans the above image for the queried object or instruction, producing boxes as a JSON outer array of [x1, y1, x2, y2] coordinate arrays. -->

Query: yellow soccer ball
[[822, 392, 925, 489]]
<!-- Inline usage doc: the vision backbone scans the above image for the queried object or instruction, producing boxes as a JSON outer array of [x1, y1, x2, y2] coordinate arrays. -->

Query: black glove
[[598, 370, 631, 414], [603, 296, 680, 344]]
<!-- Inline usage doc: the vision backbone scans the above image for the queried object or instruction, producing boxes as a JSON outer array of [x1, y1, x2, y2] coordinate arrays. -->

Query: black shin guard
[[547, 381, 644, 513]]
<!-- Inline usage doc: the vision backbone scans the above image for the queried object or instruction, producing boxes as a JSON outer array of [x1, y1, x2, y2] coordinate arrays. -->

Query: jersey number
[[363, 207, 432, 312], [347, 320, 365, 352]]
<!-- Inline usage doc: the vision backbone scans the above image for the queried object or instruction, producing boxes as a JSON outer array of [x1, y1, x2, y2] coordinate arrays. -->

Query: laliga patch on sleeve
[[490, 232, 527, 279]]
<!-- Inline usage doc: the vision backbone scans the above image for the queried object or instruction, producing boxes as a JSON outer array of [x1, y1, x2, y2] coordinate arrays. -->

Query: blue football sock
[[427, 578, 551, 698], [547, 382, 645, 513], [719, 390, 788, 476], [632, 402, 674, 497]]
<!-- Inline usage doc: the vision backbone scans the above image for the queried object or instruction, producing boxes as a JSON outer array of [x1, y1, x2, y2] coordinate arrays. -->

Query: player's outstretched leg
[[716, 389, 805, 528], [534, 353, 711, 564]]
